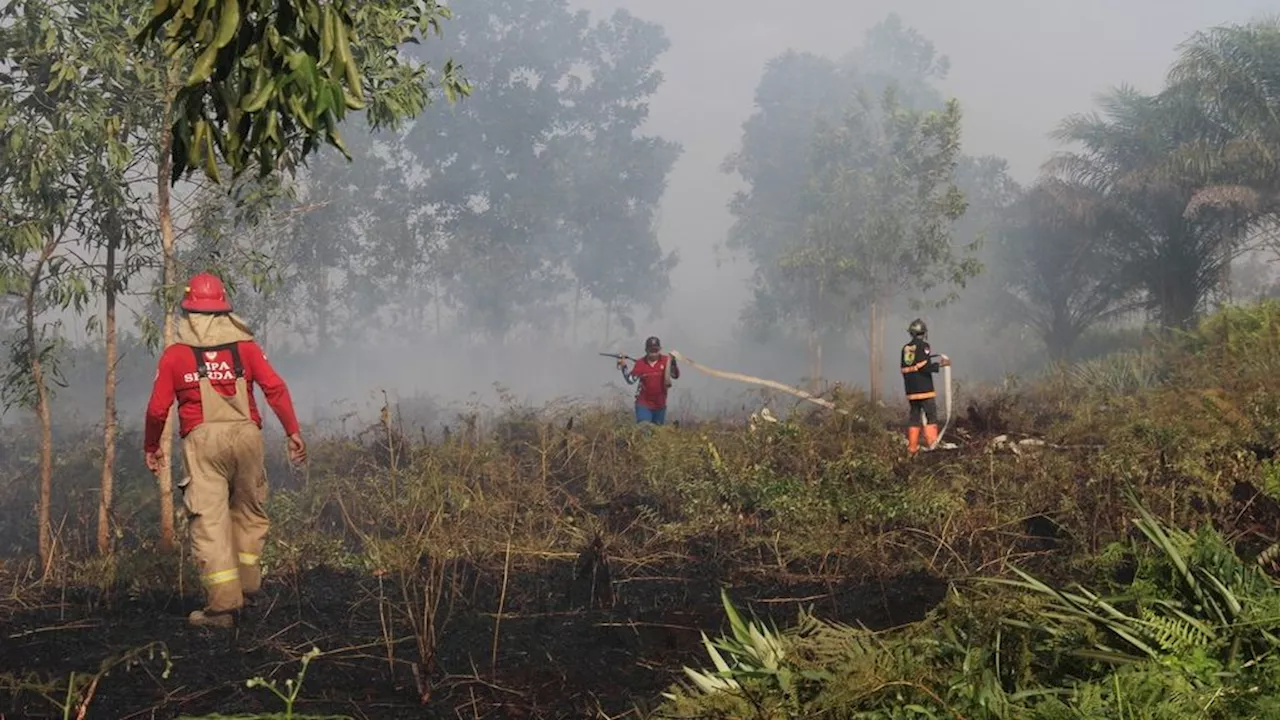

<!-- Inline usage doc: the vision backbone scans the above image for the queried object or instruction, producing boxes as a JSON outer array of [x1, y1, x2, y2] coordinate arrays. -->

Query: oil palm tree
[[998, 179, 1139, 359], [1163, 17, 1280, 219], [1046, 86, 1253, 329]]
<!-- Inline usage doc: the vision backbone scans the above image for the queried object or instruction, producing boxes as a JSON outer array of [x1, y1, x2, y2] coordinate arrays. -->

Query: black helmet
[[908, 319, 927, 337], [645, 336, 661, 352]]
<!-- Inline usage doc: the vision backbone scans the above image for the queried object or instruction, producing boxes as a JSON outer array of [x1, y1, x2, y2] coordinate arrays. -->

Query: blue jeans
[[635, 405, 667, 425]]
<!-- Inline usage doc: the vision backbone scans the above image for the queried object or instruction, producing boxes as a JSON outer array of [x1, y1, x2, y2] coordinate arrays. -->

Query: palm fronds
[[989, 486, 1280, 672], [660, 488, 1280, 718]]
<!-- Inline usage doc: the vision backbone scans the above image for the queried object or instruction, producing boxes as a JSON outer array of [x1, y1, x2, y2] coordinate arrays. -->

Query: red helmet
[[180, 272, 232, 313]]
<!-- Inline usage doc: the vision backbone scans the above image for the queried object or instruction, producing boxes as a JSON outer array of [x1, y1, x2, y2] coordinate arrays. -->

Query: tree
[[0, 0, 131, 568], [724, 50, 854, 311], [152, 81, 183, 550], [176, 168, 333, 351], [399, 0, 680, 340], [929, 155, 1022, 335], [75, 0, 209, 553], [848, 13, 950, 111], [136, 0, 470, 183], [1048, 86, 1254, 328], [168, 0, 680, 348], [773, 233, 856, 386], [1163, 17, 1280, 220], [53, 0, 171, 556], [68, 0, 303, 551], [557, 9, 682, 342], [798, 87, 976, 403], [722, 49, 862, 381], [724, 15, 957, 385], [998, 180, 1138, 359]]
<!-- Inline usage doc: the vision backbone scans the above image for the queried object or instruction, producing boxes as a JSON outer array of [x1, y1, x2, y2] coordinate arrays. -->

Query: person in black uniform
[[900, 318, 949, 455]]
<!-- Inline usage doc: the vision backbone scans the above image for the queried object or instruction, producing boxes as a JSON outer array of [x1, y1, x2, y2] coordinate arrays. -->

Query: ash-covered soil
[[0, 558, 946, 719]]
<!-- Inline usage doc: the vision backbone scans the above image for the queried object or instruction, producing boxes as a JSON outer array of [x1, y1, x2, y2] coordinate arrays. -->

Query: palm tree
[[1164, 17, 1280, 219], [1046, 86, 1253, 329], [998, 179, 1139, 359]]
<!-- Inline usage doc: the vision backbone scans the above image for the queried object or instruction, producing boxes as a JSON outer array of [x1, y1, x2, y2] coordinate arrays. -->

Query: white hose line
[[667, 350, 850, 415], [665, 350, 950, 445], [927, 363, 953, 451]]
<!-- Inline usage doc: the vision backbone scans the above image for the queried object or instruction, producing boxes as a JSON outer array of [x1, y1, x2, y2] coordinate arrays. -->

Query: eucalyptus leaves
[[136, 0, 469, 183]]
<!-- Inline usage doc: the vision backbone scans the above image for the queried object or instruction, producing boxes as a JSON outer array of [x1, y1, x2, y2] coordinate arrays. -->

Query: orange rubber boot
[[923, 424, 939, 449]]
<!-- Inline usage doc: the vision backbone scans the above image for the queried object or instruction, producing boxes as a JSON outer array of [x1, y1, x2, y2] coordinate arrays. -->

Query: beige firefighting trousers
[[179, 367, 270, 614]]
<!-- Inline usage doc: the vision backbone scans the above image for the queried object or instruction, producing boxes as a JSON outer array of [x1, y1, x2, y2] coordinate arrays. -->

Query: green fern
[[1139, 609, 1213, 654]]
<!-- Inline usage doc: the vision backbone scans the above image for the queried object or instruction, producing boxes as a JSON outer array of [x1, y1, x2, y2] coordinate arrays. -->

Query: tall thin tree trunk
[[35, 353, 52, 573], [867, 297, 885, 406], [816, 340, 823, 388], [98, 233, 118, 556], [435, 282, 442, 336], [808, 282, 824, 393], [27, 243, 56, 572], [808, 325, 823, 394], [156, 80, 178, 552], [315, 268, 330, 350], [572, 284, 581, 348]]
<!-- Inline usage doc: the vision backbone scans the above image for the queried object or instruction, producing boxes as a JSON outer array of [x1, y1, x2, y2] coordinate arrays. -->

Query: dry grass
[[3, 302, 1280, 716]]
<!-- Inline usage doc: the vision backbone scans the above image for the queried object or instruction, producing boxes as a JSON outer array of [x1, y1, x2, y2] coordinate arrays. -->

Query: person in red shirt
[[617, 336, 680, 425], [144, 272, 307, 629]]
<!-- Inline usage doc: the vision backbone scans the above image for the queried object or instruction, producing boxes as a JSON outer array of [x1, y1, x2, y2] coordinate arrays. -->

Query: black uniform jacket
[[900, 337, 939, 400]]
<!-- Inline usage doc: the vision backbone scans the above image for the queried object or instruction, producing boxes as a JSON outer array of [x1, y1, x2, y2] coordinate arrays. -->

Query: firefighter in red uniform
[[900, 318, 949, 455], [617, 336, 680, 425], [144, 272, 307, 628]]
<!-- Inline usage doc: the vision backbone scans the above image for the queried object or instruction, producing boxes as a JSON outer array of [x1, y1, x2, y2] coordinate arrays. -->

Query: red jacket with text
[[144, 341, 301, 454]]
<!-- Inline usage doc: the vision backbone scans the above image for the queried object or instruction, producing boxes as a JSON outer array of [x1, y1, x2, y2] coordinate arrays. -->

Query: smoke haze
[[8, 0, 1274, 430]]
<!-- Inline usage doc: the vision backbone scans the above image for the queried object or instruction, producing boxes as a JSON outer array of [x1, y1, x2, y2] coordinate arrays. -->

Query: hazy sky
[[568, 0, 1275, 345], [29, 0, 1280, 424]]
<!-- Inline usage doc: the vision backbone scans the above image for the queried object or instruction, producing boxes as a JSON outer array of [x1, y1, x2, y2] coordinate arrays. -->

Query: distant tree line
[[724, 14, 1280, 399], [4, 1, 1280, 564]]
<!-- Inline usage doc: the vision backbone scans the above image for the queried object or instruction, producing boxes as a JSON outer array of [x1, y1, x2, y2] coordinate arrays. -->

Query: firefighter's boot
[[923, 424, 939, 450], [187, 608, 237, 629], [907, 426, 921, 455]]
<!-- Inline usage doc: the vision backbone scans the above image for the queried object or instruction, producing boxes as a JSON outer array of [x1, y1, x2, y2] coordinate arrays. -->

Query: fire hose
[[602, 350, 847, 414], [928, 359, 953, 451], [665, 350, 851, 415], [603, 350, 955, 451], [667, 351, 954, 450]]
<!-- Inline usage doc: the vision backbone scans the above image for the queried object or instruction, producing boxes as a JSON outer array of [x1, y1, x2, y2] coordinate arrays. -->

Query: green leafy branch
[[135, 0, 471, 183]]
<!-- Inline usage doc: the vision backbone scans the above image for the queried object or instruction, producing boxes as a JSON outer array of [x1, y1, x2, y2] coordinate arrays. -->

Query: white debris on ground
[[990, 434, 1050, 455], [747, 406, 779, 432]]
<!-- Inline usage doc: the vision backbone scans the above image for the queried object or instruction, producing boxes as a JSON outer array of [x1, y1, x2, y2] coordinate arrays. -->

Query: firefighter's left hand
[[939, 355, 951, 367], [145, 449, 164, 473]]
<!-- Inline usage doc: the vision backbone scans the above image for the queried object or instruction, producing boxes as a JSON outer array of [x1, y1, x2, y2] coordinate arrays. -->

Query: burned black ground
[[0, 559, 946, 719]]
